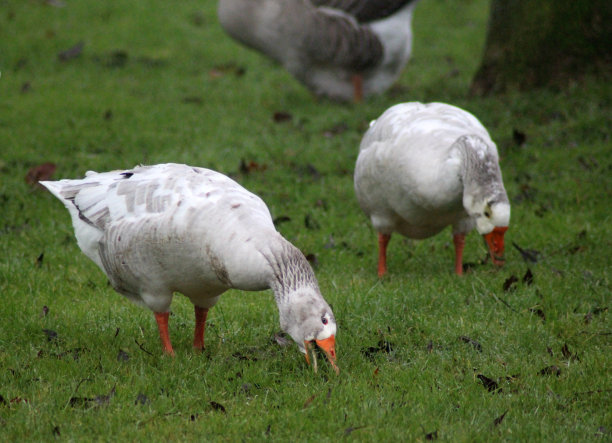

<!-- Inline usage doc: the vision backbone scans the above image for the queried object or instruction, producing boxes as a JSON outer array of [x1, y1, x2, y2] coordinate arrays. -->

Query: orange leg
[[352, 74, 363, 103], [453, 233, 465, 276], [378, 233, 391, 277], [154, 312, 175, 356], [193, 305, 209, 351]]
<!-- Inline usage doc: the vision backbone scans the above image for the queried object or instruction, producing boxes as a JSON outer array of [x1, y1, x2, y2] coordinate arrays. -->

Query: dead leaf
[[529, 308, 546, 322], [425, 429, 438, 440], [344, 425, 366, 436], [305, 253, 318, 268], [42, 329, 58, 341], [304, 213, 320, 230], [58, 41, 84, 62], [477, 374, 501, 392], [503, 275, 519, 292], [522, 268, 534, 285], [117, 349, 130, 362], [41, 306, 49, 317], [272, 111, 292, 123], [538, 365, 561, 376], [239, 159, 267, 174], [561, 343, 580, 362], [208, 63, 245, 78], [512, 128, 526, 146], [134, 393, 149, 405], [104, 50, 128, 68], [493, 410, 508, 426], [209, 401, 226, 413], [36, 252, 44, 267], [273, 215, 291, 226], [26, 162, 56, 186], [459, 336, 482, 352], [302, 394, 316, 409], [52, 426, 60, 437]]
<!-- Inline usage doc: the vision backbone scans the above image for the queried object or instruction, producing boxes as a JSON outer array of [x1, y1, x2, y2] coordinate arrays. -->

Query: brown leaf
[[36, 252, 44, 267], [503, 275, 519, 292], [477, 374, 501, 392], [42, 328, 58, 341], [459, 336, 482, 352], [512, 128, 526, 146], [302, 394, 316, 409], [26, 162, 56, 186], [323, 122, 348, 138], [493, 410, 508, 426], [529, 308, 546, 322], [272, 111, 292, 123], [344, 426, 366, 436], [58, 41, 84, 62], [117, 349, 130, 362], [40, 306, 49, 317], [538, 365, 561, 376], [561, 343, 580, 362], [209, 401, 226, 413], [134, 393, 149, 405], [52, 426, 61, 437], [239, 159, 267, 174], [425, 430, 438, 440], [522, 268, 534, 285]]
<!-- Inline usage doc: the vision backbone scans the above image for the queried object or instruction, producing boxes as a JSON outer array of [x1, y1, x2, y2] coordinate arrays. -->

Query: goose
[[354, 102, 510, 276], [217, 0, 419, 102], [41, 163, 338, 373]]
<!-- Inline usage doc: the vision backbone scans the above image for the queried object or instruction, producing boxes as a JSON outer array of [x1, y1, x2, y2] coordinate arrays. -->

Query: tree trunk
[[470, 0, 612, 95]]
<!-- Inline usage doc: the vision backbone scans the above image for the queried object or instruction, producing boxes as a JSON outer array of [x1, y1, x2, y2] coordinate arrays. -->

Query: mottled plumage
[[42, 163, 338, 372], [354, 102, 510, 276]]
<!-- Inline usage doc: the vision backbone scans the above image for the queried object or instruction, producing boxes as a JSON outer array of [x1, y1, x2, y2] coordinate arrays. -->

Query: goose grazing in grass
[[217, 0, 419, 102], [354, 102, 510, 276], [41, 163, 338, 373]]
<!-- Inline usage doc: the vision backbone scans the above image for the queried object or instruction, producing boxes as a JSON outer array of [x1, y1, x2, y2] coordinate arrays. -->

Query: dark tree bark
[[470, 0, 612, 95]]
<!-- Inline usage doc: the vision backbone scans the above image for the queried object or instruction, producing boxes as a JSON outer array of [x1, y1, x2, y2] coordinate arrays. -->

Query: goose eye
[[484, 207, 492, 218], [321, 316, 328, 325]]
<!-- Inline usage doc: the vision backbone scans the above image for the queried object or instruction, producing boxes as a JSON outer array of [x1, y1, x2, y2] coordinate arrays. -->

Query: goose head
[[468, 197, 510, 266], [278, 287, 339, 374]]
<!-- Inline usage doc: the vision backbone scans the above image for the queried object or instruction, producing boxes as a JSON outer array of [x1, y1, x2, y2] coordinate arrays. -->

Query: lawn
[[1, 0, 610, 441]]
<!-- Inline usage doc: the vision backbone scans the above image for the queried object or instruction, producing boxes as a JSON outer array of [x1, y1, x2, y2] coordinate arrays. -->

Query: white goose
[[354, 102, 510, 276], [217, 0, 419, 102], [41, 163, 338, 373]]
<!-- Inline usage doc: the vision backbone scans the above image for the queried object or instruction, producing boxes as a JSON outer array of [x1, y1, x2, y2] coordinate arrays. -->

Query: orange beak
[[483, 226, 508, 266], [304, 336, 339, 375]]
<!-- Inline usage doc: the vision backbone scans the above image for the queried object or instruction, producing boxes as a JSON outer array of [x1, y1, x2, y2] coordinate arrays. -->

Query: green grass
[[1, 0, 610, 441]]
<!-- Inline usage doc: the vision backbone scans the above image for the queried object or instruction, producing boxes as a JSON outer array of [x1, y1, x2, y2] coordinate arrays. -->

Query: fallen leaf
[[52, 426, 61, 437], [426, 340, 433, 353], [538, 365, 561, 376], [512, 128, 526, 146], [135, 393, 149, 405], [43, 329, 58, 341], [0, 395, 6, 406], [522, 268, 534, 285], [477, 374, 501, 392], [529, 308, 546, 322], [459, 336, 482, 352], [209, 401, 226, 413], [302, 394, 316, 409], [272, 111, 292, 123], [26, 162, 56, 186], [273, 215, 291, 226], [58, 41, 84, 62], [305, 253, 318, 268], [208, 63, 246, 78], [117, 349, 130, 362], [304, 213, 320, 230], [344, 426, 366, 436], [503, 275, 519, 292], [239, 159, 267, 174], [493, 410, 508, 426], [561, 343, 580, 362], [425, 429, 438, 440], [104, 50, 128, 68], [36, 252, 44, 267], [41, 306, 49, 317]]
